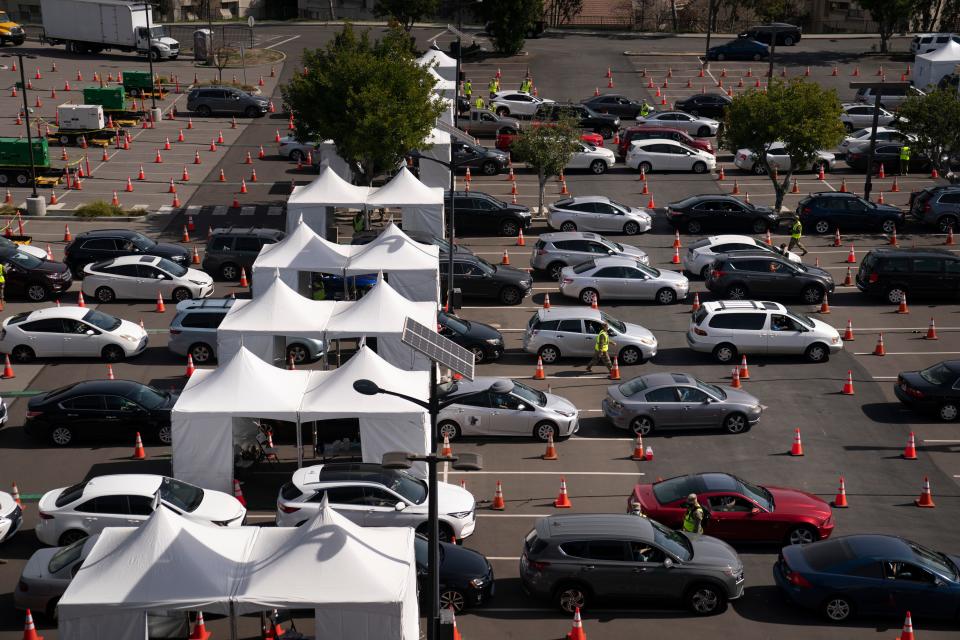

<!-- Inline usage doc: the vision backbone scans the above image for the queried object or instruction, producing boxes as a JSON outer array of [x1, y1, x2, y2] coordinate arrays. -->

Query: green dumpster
[[123, 70, 154, 94], [0, 137, 50, 168], [83, 86, 127, 111]]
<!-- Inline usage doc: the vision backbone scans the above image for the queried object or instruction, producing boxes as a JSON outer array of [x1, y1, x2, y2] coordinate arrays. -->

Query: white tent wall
[[59, 611, 147, 640], [285, 166, 371, 238], [418, 128, 452, 190], [429, 67, 456, 99], [172, 413, 238, 492], [366, 168, 445, 239], [316, 142, 353, 181], [418, 48, 457, 82], [344, 223, 441, 304], [434, 96, 455, 126], [913, 42, 960, 88], [251, 220, 350, 296]]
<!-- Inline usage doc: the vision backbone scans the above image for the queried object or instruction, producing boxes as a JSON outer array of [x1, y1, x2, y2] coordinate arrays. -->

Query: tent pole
[[229, 602, 237, 640], [296, 416, 303, 468]]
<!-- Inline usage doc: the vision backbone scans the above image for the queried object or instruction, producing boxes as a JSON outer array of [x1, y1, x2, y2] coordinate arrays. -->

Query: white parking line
[[922, 439, 960, 443], [855, 351, 960, 356], [265, 35, 300, 50], [486, 557, 522, 561], [447, 471, 643, 475]]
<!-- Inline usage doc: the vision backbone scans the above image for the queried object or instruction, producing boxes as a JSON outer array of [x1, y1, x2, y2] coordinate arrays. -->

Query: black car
[[738, 23, 802, 46], [855, 247, 960, 303], [64, 230, 189, 279], [533, 103, 621, 139], [444, 191, 533, 238], [706, 253, 835, 304], [666, 194, 781, 235], [581, 94, 646, 119], [0, 248, 72, 302], [202, 227, 285, 281], [438, 254, 532, 305], [24, 380, 176, 447], [896, 360, 960, 421], [451, 140, 510, 176], [415, 534, 494, 612], [438, 311, 504, 363], [674, 93, 732, 119], [707, 39, 769, 61], [797, 192, 904, 235], [845, 143, 931, 174]]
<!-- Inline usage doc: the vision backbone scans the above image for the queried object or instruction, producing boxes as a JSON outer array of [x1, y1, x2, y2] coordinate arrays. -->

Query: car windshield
[[573, 260, 596, 274], [440, 313, 469, 334], [82, 309, 122, 332], [910, 541, 959, 580], [127, 384, 169, 410], [48, 537, 87, 574], [786, 311, 815, 329], [475, 258, 496, 276], [635, 263, 660, 278], [129, 233, 155, 251], [618, 377, 648, 397], [511, 380, 546, 407], [738, 478, 774, 510], [651, 518, 693, 561], [6, 251, 43, 269], [159, 477, 205, 512], [920, 362, 956, 386], [386, 470, 428, 505], [695, 379, 726, 400], [156, 258, 188, 277], [600, 312, 626, 333], [610, 200, 630, 212]]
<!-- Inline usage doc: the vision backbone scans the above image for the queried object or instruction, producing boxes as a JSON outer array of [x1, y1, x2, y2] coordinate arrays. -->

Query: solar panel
[[402, 316, 475, 381]]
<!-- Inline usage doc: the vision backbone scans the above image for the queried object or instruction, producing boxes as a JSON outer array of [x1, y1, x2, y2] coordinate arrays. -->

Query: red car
[[496, 130, 603, 152], [618, 126, 714, 159], [628, 472, 834, 546]]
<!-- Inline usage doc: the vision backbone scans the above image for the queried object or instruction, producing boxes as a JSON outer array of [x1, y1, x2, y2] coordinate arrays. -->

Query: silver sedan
[[438, 377, 579, 441], [635, 111, 720, 137], [548, 196, 652, 235], [559, 257, 689, 305]]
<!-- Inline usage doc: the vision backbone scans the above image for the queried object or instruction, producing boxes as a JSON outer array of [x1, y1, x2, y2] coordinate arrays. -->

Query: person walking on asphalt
[[474, 96, 485, 110], [787, 216, 808, 256], [586, 321, 613, 374], [488, 77, 498, 99], [900, 144, 911, 176], [682, 493, 705, 534], [519, 75, 532, 93], [463, 78, 472, 101]]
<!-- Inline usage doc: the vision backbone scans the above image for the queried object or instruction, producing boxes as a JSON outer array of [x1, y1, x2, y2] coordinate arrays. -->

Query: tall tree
[[858, 0, 917, 53], [510, 116, 581, 216], [477, 0, 544, 55], [549, 0, 584, 25], [373, 0, 439, 31], [896, 88, 960, 184], [720, 79, 845, 212], [281, 24, 443, 186]]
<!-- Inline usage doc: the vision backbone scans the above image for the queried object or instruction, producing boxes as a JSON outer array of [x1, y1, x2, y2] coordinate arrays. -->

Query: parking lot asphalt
[[0, 26, 959, 640]]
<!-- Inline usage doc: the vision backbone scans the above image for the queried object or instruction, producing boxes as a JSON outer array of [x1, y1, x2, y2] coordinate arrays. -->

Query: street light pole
[[14, 54, 37, 199], [143, 1, 157, 111]]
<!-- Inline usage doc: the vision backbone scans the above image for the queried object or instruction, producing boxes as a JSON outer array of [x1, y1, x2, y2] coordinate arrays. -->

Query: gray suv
[[519, 514, 744, 615], [531, 231, 648, 280], [187, 87, 269, 118], [202, 227, 285, 281], [168, 299, 324, 365], [910, 186, 960, 232]]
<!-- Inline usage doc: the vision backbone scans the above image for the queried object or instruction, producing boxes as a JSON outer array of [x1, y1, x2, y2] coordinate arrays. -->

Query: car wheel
[[94, 286, 116, 303], [172, 287, 193, 303], [538, 345, 561, 364], [580, 288, 599, 306], [554, 583, 590, 614], [700, 264, 713, 280], [801, 285, 825, 304], [50, 425, 74, 446], [717, 53, 726, 61], [886, 286, 907, 304], [656, 287, 677, 305], [805, 342, 830, 363], [752, 162, 767, 175], [197, 105, 212, 117], [101, 344, 125, 362], [534, 421, 557, 442], [880, 219, 897, 234], [630, 415, 654, 436], [11, 345, 35, 363], [589, 159, 607, 175], [157, 425, 173, 445], [481, 160, 498, 176], [723, 412, 749, 434], [623, 221, 641, 235], [692, 160, 708, 174], [439, 589, 466, 613], [500, 219, 520, 237], [696, 126, 710, 138], [289, 149, 305, 162], [619, 346, 643, 365], [220, 263, 240, 281], [470, 345, 487, 364], [713, 343, 737, 363], [547, 262, 566, 280], [939, 402, 959, 421], [686, 583, 727, 615], [752, 218, 770, 234], [58, 530, 87, 546], [244, 106, 259, 118], [812, 219, 830, 234], [937, 215, 958, 233], [786, 525, 818, 545], [686, 220, 702, 234], [499, 286, 523, 305], [559, 221, 577, 232], [822, 595, 854, 622], [59, 135, 72, 146], [638, 161, 653, 175], [725, 284, 748, 300], [783, 35, 795, 46], [286, 343, 310, 364], [437, 420, 461, 441], [189, 342, 215, 364], [26, 283, 50, 302]]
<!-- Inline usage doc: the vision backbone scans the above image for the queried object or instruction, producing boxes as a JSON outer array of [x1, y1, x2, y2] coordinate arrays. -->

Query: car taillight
[[711, 270, 726, 278], [924, 203, 931, 212], [694, 327, 708, 336], [528, 559, 551, 571], [536, 249, 546, 255], [25, 410, 43, 418], [279, 504, 301, 514], [38, 512, 53, 520], [801, 207, 811, 215], [169, 329, 181, 335], [906, 386, 925, 399], [562, 278, 573, 284], [868, 272, 879, 283], [788, 570, 812, 588]]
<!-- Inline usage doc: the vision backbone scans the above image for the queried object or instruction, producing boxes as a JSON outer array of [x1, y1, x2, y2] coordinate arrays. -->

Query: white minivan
[[911, 33, 959, 56]]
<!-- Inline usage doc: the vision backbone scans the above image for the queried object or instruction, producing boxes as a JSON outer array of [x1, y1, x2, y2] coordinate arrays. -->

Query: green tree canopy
[[857, 0, 916, 53], [720, 79, 845, 212], [896, 88, 960, 180], [477, 0, 544, 55], [373, 0, 439, 31], [510, 116, 581, 215], [281, 25, 443, 186]]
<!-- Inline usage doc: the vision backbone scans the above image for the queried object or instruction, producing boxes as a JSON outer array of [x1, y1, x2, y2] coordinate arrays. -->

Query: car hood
[[619, 321, 656, 342], [493, 264, 532, 284], [184, 267, 213, 283], [872, 203, 902, 214], [435, 481, 475, 514], [543, 392, 577, 416], [461, 319, 502, 342], [719, 386, 760, 406], [441, 542, 490, 576], [766, 486, 832, 520], [27, 259, 70, 276], [614, 242, 649, 261], [655, 269, 689, 286], [688, 533, 742, 569], [801, 265, 833, 280], [19, 245, 49, 261], [117, 319, 148, 339], [627, 207, 652, 220], [190, 489, 246, 523], [809, 317, 840, 337], [20, 547, 61, 581]]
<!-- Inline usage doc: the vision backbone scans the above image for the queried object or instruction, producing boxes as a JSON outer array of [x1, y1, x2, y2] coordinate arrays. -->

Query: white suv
[[686, 300, 842, 364]]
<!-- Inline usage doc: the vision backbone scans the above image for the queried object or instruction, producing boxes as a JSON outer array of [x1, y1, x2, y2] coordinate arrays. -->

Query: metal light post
[[4, 53, 38, 199], [142, 1, 158, 111], [850, 80, 910, 201]]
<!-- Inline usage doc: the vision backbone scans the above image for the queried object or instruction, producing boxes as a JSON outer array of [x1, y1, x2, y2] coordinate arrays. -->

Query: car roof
[[555, 195, 613, 205], [77, 229, 140, 238], [722, 252, 790, 263], [626, 125, 687, 135], [48, 379, 146, 398], [700, 300, 785, 312], [634, 372, 695, 387], [175, 298, 235, 313], [536, 513, 653, 540], [105, 254, 160, 267], [539, 231, 603, 242], [807, 191, 857, 198], [72, 474, 164, 500], [24, 306, 95, 321], [536, 307, 602, 322], [803, 534, 918, 564], [210, 227, 284, 238], [588, 256, 644, 268], [705, 235, 759, 246], [867, 247, 956, 257], [293, 463, 396, 489], [446, 376, 513, 396], [631, 137, 690, 148]]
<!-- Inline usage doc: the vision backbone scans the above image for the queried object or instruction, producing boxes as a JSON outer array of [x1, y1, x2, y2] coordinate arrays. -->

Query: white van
[[911, 33, 960, 56]]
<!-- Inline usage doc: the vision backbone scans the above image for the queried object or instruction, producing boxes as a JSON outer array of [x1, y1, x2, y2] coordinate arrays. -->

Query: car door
[[60, 318, 102, 357], [621, 265, 658, 300], [731, 259, 776, 296], [104, 263, 144, 298], [359, 486, 407, 528], [885, 562, 958, 618], [58, 395, 108, 437], [591, 202, 624, 232], [450, 197, 478, 234], [674, 385, 722, 427], [138, 264, 173, 300], [73, 495, 132, 534], [711, 311, 768, 354], [844, 197, 872, 230], [447, 391, 498, 436], [590, 266, 628, 299], [232, 236, 266, 271], [670, 113, 696, 135], [908, 256, 944, 298], [556, 319, 590, 356], [489, 388, 535, 435], [766, 313, 806, 354], [704, 494, 762, 540], [104, 394, 150, 440], [642, 386, 682, 427], [644, 143, 675, 170], [562, 540, 634, 598], [565, 202, 601, 231], [943, 258, 960, 299], [323, 485, 370, 526], [763, 259, 801, 297], [566, 145, 589, 170], [17, 318, 65, 356]]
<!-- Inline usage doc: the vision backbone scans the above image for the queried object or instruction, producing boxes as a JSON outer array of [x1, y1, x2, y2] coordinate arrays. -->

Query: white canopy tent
[[286, 166, 371, 236], [59, 504, 418, 640], [251, 220, 351, 295], [345, 223, 441, 304], [418, 48, 457, 82], [913, 40, 960, 89], [418, 128, 452, 190], [315, 141, 353, 181], [434, 95, 455, 126], [366, 167, 445, 238], [428, 67, 457, 99]]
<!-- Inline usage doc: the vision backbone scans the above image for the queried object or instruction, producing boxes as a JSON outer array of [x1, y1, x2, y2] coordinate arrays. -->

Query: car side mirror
[[395, 501, 406, 511], [934, 577, 945, 587], [702, 398, 713, 404], [608, 331, 618, 337], [517, 403, 527, 411], [663, 558, 674, 569], [751, 507, 760, 514], [85, 329, 95, 336]]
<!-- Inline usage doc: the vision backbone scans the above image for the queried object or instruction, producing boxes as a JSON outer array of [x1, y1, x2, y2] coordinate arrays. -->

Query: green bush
[[74, 201, 147, 218]]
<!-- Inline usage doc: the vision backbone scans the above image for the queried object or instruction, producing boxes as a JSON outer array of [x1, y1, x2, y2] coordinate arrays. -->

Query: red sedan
[[628, 472, 834, 546]]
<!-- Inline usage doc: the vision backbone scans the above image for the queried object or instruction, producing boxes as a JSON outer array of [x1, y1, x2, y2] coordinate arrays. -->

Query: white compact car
[[559, 256, 689, 305], [278, 135, 320, 162], [563, 142, 616, 174], [547, 196, 652, 235], [275, 463, 477, 541], [841, 103, 896, 131], [0, 306, 148, 363], [625, 139, 717, 174], [35, 475, 246, 546], [0, 489, 22, 543], [684, 235, 801, 279], [82, 255, 214, 303], [489, 91, 554, 117], [733, 143, 835, 175], [839, 127, 911, 155]]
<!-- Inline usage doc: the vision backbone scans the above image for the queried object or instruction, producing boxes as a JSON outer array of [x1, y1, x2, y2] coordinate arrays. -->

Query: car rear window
[[7, 311, 30, 325], [56, 481, 88, 507], [692, 308, 708, 325], [653, 475, 703, 504], [708, 312, 765, 330], [524, 529, 547, 555], [801, 538, 856, 571], [618, 377, 648, 397], [280, 482, 303, 501], [689, 238, 711, 250]]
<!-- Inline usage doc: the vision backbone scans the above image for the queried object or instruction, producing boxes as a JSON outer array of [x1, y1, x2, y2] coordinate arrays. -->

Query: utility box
[[193, 28, 212, 63], [123, 69, 153, 94], [0, 137, 50, 168], [57, 104, 105, 131], [83, 86, 126, 111]]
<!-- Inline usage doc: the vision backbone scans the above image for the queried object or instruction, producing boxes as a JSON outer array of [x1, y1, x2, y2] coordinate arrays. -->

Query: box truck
[[40, 0, 179, 60]]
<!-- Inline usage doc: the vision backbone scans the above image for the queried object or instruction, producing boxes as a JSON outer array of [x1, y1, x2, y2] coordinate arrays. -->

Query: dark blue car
[[774, 534, 960, 623], [707, 39, 769, 61]]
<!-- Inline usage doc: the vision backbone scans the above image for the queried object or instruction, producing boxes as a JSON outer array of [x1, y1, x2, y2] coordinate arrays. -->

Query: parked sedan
[[775, 535, 960, 623], [845, 143, 930, 173], [618, 126, 714, 159], [733, 143, 836, 175], [0, 307, 148, 363], [82, 255, 214, 303], [602, 372, 762, 435], [437, 377, 579, 441], [0, 489, 22, 543], [0, 249, 72, 302], [415, 535, 494, 612], [707, 38, 770, 61], [840, 103, 896, 131], [437, 311, 504, 363], [277, 135, 319, 162], [797, 192, 904, 234], [895, 360, 960, 421], [666, 194, 781, 235], [635, 111, 720, 137], [684, 235, 800, 279], [560, 257, 689, 305], [15, 535, 97, 618], [738, 23, 802, 46], [531, 231, 649, 280], [706, 254, 834, 304], [629, 473, 834, 545], [24, 379, 176, 446], [451, 139, 510, 176], [438, 254, 532, 305], [489, 91, 554, 118], [674, 93, 732, 119], [625, 139, 717, 174], [563, 142, 616, 174], [581, 93, 647, 119], [35, 475, 245, 546], [840, 126, 911, 156], [547, 196, 652, 235], [533, 102, 621, 139]]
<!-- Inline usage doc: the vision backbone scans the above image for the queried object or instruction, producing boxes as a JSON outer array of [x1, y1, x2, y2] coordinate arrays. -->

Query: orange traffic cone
[[819, 294, 831, 314], [839, 178, 847, 193], [833, 228, 842, 247], [239, 179, 248, 194], [156, 291, 166, 313], [843, 319, 855, 341], [843, 266, 854, 286], [11, 481, 22, 508], [609, 356, 621, 381], [543, 432, 558, 460], [106, 363, 115, 380], [566, 607, 586, 640], [841, 370, 855, 395], [903, 432, 918, 460], [673, 230, 681, 248], [189, 611, 211, 640], [730, 366, 742, 388], [192, 247, 201, 265], [789, 428, 804, 456], [124, 176, 134, 192], [891, 176, 900, 192], [111, 191, 120, 207], [233, 479, 247, 507], [878, 163, 885, 179], [691, 292, 700, 312], [181, 225, 191, 243], [730, 179, 740, 194], [947, 227, 955, 245], [846, 243, 856, 263], [132, 432, 147, 459], [517, 228, 525, 246], [926, 317, 938, 340], [491, 481, 505, 510], [21, 610, 43, 640], [543, 293, 551, 309], [897, 293, 909, 314], [915, 477, 935, 507], [501, 249, 510, 265], [899, 611, 916, 640], [185, 354, 196, 377], [239, 268, 249, 288], [874, 333, 885, 356], [2, 354, 15, 379], [739, 354, 750, 379], [533, 356, 546, 380], [671, 247, 680, 264], [554, 477, 573, 508], [440, 433, 452, 457], [717, 166, 725, 180], [77, 291, 86, 307], [889, 228, 898, 246], [832, 476, 848, 508], [631, 434, 645, 461]]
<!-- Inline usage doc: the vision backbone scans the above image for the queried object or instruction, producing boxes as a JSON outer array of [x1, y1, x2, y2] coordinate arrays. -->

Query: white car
[[0, 306, 148, 363], [275, 463, 477, 541], [81, 255, 214, 303], [560, 256, 689, 305], [489, 91, 554, 118], [840, 127, 914, 155], [841, 103, 896, 131], [626, 139, 717, 174], [547, 195, 652, 235], [35, 475, 246, 546], [565, 142, 616, 174], [278, 135, 319, 162], [635, 111, 720, 137], [733, 143, 835, 175], [684, 235, 801, 279], [0, 489, 22, 543]]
